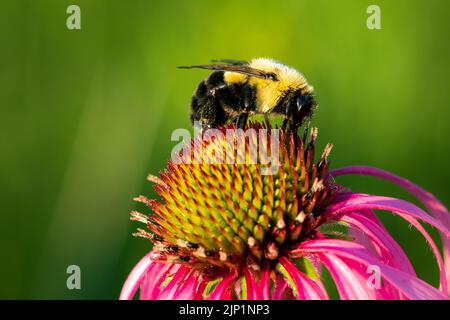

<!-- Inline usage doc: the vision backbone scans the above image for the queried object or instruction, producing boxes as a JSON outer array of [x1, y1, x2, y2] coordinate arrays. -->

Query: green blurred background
[[0, 0, 449, 299]]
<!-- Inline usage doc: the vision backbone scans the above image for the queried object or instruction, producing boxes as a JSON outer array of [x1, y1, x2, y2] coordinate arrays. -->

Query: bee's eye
[[266, 73, 278, 81]]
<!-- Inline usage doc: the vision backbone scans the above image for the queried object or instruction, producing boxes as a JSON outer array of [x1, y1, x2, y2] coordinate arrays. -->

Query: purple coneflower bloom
[[120, 124, 449, 300]]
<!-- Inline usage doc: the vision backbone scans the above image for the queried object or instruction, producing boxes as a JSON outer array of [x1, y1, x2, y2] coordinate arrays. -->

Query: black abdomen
[[190, 71, 248, 128]]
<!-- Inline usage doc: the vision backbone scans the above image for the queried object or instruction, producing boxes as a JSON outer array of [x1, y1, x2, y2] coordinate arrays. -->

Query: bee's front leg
[[264, 114, 271, 129], [281, 100, 296, 132], [236, 112, 249, 130], [281, 100, 302, 146], [281, 118, 289, 131], [235, 85, 254, 130]]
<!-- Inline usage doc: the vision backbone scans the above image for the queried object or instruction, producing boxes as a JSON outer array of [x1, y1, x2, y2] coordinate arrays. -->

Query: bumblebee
[[179, 58, 317, 131]]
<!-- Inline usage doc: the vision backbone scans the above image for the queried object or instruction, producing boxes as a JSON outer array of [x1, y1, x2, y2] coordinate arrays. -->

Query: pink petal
[[141, 263, 178, 300], [260, 266, 271, 300], [272, 278, 289, 300], [157, 266, 190, 300], [345, 210, 384, 256], [208, 271, 238, 300], [292, 239, 448, 300], [330, 166, 450, 227], [173, 271, 201, 300], [396, 214, 448, 294], [348, 224, 379, 256], [279, 257, 329, 300], [325, 192, 449, 294], [194, 281, 208, 300], [243, 268, 257, 300], [319, 253, 379, 299], [328, 212, 414, 299], [339, 213, 415, 275], [342, 256, 402, 299], [330, 165, 450, 289], [243, 266, 270, 300], [119, 252, 154, 300], [323, 193, 450, 238]]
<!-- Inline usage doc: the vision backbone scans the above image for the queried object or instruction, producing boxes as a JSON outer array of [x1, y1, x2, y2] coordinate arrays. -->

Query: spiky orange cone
[[121, 123, 450, 300]]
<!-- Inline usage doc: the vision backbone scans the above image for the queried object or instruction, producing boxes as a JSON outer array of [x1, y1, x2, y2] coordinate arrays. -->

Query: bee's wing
[[178, 64, 277, 81], [210, 59, 248, 66]]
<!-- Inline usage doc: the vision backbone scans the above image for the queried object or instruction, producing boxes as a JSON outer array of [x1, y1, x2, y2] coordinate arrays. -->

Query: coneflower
[[120, 123, 450, 300]]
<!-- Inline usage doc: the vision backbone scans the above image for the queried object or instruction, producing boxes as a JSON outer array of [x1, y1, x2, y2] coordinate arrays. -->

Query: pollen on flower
[[131, 123, 339, 278]]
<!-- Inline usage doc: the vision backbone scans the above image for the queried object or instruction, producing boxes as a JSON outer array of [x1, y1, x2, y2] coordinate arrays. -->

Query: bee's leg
[[281, 118, 289, 131], [302, 119, 311, 144], [290, 119, 300, 146], [284, 101, 301, 146], [264, 114, 271, 129], [236, 85, 254, 130], [236, 112, 249, 130], [282, 101, 296, 132]]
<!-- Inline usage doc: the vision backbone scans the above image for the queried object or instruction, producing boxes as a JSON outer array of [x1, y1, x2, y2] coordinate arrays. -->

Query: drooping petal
[[119, 252, 154, 300], [319, 253, 379, 299], [323, 193, 450, 238], [272, 278, 289, 300], [330, 166, 450, 226], [244, 266, 270, 300], [345, 210, 385, 257], [395, 214, 448, 294], [279, 257, 329, 300], [330, 165, 450, 289], [348, 224, 379, 256], [343, 256, 403, 299], [194, 281, 208, 300], [324, 192, 449, 294], [172, 271, 202, 300], [328, 211, 414, 299], [157, 266, 190, 300], [141, 263, 179, 300], [208, 271, 239, 300], [243, 268, 258, 300], [292, 239, 448, 300], [259, 266, 271, 300], [242, 266, 271, 300], [339, 213, 415, 275]]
